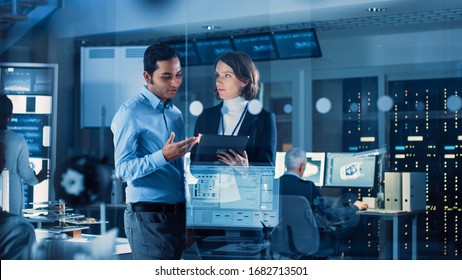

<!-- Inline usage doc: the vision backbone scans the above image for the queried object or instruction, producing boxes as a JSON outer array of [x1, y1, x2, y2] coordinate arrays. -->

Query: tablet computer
[[190, 134, 250, 165]]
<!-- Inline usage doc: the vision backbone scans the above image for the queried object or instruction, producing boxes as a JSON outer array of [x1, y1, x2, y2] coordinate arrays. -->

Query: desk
[[356, 210, 422, 260], [182, 237, 270, 260], [34, 229, 131, 259]]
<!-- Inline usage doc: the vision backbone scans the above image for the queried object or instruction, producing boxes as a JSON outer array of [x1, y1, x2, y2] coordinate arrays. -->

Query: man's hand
[[354, 200, 368, 211], [162, 132, 199, 162]]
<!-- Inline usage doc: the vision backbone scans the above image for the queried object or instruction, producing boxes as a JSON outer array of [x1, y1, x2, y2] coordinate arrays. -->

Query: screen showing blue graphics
[[7, 114, 50, 158], [170, 42, 200, 66], [324, 152, 377, 188], [194, 38, 234, 64], [186, 165, 279, 229], [273, 29, 322, 59], [1, 67, 53, 94], [232, 34, 277, 61]]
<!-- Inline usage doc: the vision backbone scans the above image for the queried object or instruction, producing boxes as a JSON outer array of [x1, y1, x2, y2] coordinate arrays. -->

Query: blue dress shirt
[[111, 86, 185, 204]]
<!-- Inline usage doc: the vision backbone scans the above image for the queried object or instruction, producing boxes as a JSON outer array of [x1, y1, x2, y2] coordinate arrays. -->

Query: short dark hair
[[143, 42, 180, 75], [0, 94, 13, 130], [214, 51, 260, 100]]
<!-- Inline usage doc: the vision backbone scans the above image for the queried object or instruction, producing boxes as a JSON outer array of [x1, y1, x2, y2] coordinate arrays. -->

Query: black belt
[[131, 202, 185, 213]]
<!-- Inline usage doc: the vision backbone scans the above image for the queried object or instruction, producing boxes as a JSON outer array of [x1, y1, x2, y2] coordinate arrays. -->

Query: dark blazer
[[191, 102, 277, 166], [279, 173, 321, 208], [279, 173, 358, 227]]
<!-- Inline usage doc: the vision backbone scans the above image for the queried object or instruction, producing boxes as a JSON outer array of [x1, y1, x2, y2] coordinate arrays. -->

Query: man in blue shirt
[[111, 43, 198, 260]]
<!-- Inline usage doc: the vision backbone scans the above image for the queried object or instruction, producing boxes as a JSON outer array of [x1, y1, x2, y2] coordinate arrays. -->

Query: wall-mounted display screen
[[170, 42, 200, 66], [194, 38, 234, 65], [1, 67, 53, 94], [2, 70, 31, 92], [232, 34, 277, 61], [324, 152, 377, 188], [162, 28, 321, 65], [273, 29, 322, 59]]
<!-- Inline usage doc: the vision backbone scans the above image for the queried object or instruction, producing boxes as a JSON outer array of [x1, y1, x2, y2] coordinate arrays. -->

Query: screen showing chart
[[1, 67, 53, 94]]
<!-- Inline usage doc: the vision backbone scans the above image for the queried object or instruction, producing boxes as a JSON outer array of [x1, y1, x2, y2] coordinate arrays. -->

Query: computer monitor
[[7, 114, 50, 158], [274, 152, 326, 187], [186, 165, 279, 240], [324, 152, 377, 188]]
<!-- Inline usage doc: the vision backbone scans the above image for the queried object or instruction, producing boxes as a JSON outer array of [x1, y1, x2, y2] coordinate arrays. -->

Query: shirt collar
[[223, 96, 247, 113], [284, 171, 301, 178], [141, 86, 173, 111]]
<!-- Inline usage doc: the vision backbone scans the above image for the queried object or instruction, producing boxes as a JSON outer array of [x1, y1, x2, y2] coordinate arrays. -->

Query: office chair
[[270, 195, 325, 260]]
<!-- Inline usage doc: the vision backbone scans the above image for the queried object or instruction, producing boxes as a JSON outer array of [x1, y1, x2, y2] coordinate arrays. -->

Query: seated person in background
[[279, 147, 368, 254]]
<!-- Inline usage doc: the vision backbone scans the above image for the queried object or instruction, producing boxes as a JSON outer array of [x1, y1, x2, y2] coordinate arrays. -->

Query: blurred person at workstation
[[280, 147, 368, 254]]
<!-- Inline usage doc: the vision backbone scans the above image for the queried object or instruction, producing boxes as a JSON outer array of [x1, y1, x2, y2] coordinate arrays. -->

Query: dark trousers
[[124, 203, 186, 260]]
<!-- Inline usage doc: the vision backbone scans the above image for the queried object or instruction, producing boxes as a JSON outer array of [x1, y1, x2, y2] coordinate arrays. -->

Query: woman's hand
[[217, 149, 249, 167]]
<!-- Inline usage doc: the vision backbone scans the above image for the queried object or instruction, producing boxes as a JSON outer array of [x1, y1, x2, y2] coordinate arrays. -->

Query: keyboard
[[202, 236, 257, 243], [211, 243, 263, 256], [362, 208, 406, 214]]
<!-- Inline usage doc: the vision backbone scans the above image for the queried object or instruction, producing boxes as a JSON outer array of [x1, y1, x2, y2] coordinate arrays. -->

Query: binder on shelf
[[385, 172, 401, 210], [402, 172, 426, 211], [384, 172, 426, 211]]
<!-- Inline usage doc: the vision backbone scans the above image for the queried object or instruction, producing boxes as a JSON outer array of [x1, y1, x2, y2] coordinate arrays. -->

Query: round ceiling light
[[202, 25, 221, 31], [367, 7, 387, 12]]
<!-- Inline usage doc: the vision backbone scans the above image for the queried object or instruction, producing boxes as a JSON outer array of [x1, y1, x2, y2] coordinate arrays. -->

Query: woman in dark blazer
[[191, 51, 277, 166]]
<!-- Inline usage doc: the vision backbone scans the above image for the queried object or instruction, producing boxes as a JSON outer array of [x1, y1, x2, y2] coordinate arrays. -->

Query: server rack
[[0, 62, 58, 207]]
